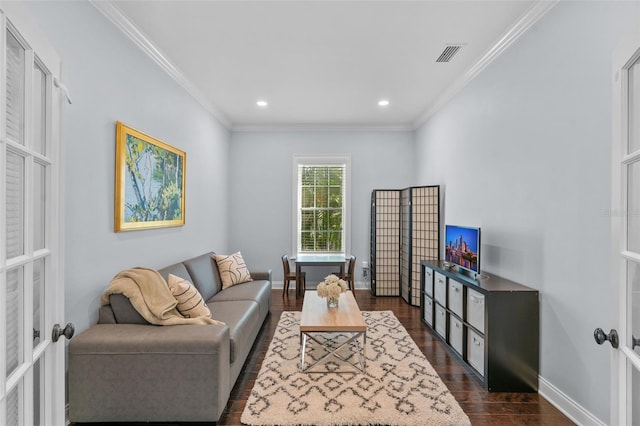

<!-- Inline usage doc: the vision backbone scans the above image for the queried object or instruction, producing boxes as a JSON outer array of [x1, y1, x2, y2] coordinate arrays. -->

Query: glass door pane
[[33, 162, 46, 251], [5, 381, 22, 426], [6, 150, 25, 258], [628, 159, 640, 253], [6, 29, 25, 145], [630, 57, 640, 154], [33, 359, 41, 426], [5, 266, 24, 379], [632, 364, 640, 424], [629, 261, 640, 354], [33, 258, 44, 348], [32, 61, 46, 155]]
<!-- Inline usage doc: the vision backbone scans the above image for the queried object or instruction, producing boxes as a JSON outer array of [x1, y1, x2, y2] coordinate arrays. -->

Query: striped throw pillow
[[167, 274, 212, 319], [214, 251, 253, 289]]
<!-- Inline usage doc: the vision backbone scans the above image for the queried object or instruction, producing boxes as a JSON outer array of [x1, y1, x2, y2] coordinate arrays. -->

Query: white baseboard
[[539, 376, 606, 426], [354, 280, 371, 290], [273, 281, 371, 290]]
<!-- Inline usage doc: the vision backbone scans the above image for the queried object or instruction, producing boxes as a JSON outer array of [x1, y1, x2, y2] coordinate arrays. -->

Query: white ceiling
[[99, 1, 550, 130]]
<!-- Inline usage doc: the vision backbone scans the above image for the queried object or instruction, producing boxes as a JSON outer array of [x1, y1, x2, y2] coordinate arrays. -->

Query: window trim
[[292, 155, 351, 256]]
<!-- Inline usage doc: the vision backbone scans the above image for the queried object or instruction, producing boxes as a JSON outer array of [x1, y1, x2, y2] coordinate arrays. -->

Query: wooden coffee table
[[299, 290, 367, 373]]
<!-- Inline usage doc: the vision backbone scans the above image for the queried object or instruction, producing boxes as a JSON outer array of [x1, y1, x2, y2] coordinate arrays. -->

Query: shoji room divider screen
[[370, 190, 401, 296], [370, 186, 440, 306]]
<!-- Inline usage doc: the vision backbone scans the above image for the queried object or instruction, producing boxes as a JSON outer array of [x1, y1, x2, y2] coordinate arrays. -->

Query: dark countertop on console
[[422, 259, 538, 293]]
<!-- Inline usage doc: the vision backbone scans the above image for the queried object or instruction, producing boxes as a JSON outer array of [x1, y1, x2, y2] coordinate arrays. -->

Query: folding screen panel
[[371, 186, 440, 306], [400, 188, 411, 302], [370, 190, 401, 296], [408, 186, 440, 305]]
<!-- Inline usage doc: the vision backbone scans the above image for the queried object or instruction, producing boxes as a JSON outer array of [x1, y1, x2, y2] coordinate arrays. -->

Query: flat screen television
[[444, 225, 481, 275]]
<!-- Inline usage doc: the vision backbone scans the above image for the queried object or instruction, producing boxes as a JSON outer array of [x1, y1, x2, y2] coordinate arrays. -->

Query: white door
[[602, 24, 640, 426], [0, 3, 68, 425]]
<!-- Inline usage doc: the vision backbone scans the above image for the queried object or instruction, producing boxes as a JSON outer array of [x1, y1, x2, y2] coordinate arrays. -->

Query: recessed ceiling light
[[378, 99, 390, 107], [256, 100, 268, 107]]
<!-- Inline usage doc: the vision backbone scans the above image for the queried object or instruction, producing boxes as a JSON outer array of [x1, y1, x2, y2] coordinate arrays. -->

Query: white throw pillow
[[214, 251, 253, 289], [167, 274, 212, 319]]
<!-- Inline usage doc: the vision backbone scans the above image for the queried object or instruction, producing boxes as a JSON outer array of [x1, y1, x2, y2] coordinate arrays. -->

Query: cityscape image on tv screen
[[445, 225, 479, 272]]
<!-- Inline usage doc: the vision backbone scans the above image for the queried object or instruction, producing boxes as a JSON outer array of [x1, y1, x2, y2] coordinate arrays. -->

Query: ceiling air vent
[[436, 45, 463, 63]]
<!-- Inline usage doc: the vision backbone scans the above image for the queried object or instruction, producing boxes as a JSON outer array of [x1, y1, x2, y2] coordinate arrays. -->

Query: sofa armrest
[[69, 323, 231, 423], [250, 269, 272, 282], [98, 305, 116, 324]]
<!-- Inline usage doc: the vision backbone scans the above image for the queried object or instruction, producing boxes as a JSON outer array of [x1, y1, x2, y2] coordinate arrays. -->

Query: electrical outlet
[[362, 261, 369, 280]]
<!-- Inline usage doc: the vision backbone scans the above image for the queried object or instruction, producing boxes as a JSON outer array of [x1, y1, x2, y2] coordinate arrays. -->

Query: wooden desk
[[294, 254, 346, 297]]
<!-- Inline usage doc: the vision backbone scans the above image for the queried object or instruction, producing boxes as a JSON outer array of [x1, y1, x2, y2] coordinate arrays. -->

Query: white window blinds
[[6, 150, 25, 258], [6, 29, 24, 145], [5, 266, 24, 379]]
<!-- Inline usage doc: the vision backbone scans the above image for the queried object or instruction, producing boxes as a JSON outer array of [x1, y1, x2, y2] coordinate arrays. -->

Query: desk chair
[[282, 254, 305, 297], [335, 255, 356, 296]]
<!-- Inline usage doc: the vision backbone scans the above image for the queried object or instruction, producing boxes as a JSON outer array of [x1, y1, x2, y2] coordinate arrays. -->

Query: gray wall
[[25, 1, 231, 333], [414, 1, 640, 421], [229, 131, 415, 285]]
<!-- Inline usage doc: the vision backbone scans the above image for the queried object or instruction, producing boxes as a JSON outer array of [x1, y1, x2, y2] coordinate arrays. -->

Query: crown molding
[[412, 0, 558, 129], [232, 123, 415, 133], [90, 0, 232, 129]]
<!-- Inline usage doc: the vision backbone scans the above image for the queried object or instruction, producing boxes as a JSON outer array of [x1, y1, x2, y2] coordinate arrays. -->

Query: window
[[294, 156, 350, 255]]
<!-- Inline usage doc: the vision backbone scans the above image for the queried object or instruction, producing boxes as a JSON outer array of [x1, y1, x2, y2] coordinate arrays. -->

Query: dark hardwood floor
[[73, 290, 574, 426], [219, 289, 575, 426]]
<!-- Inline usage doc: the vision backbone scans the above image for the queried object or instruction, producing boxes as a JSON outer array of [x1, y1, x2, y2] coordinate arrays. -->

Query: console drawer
[[423, 296, 434, 326], [467, 288, 485, 332], [435, 304, 446, 338], [448, 279, 463, 316], [449, 315, 463, 355], [424, 266, 434, 297], [467, 329, 485, 376], [434, 272, 447, 304]]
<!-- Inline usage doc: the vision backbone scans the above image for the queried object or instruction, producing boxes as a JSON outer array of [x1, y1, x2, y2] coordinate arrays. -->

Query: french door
[[605, 23, 640, 426], [0, 2, 66, 425]]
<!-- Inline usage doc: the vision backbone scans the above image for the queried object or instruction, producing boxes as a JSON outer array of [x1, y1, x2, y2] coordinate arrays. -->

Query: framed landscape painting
[[114, 121, 186, 232]]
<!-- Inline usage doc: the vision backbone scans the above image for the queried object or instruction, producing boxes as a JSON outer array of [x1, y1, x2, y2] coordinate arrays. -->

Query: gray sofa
[[68, 252, 272, 423]]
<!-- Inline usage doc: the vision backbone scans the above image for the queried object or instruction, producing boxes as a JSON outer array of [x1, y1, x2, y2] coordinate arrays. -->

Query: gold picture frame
[[114, 121, 186, 232]]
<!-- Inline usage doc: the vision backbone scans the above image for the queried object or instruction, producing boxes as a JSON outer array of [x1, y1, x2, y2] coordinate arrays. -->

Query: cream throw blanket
[[101, 267, 224, 326]]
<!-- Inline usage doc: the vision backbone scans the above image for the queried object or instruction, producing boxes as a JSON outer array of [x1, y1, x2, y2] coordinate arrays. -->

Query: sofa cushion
[[214, 252, 253, 289], [157, 262, 192, 284], [168, 274, 212, 319], [109, 294, 150, 325], [206, 300, 260, 363], [209, 280, 272, 319], [183, 252, 222, 301]]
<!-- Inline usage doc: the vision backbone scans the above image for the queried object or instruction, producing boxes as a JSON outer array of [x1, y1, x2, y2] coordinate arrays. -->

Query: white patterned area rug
[[241, 310, 470, 426]]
